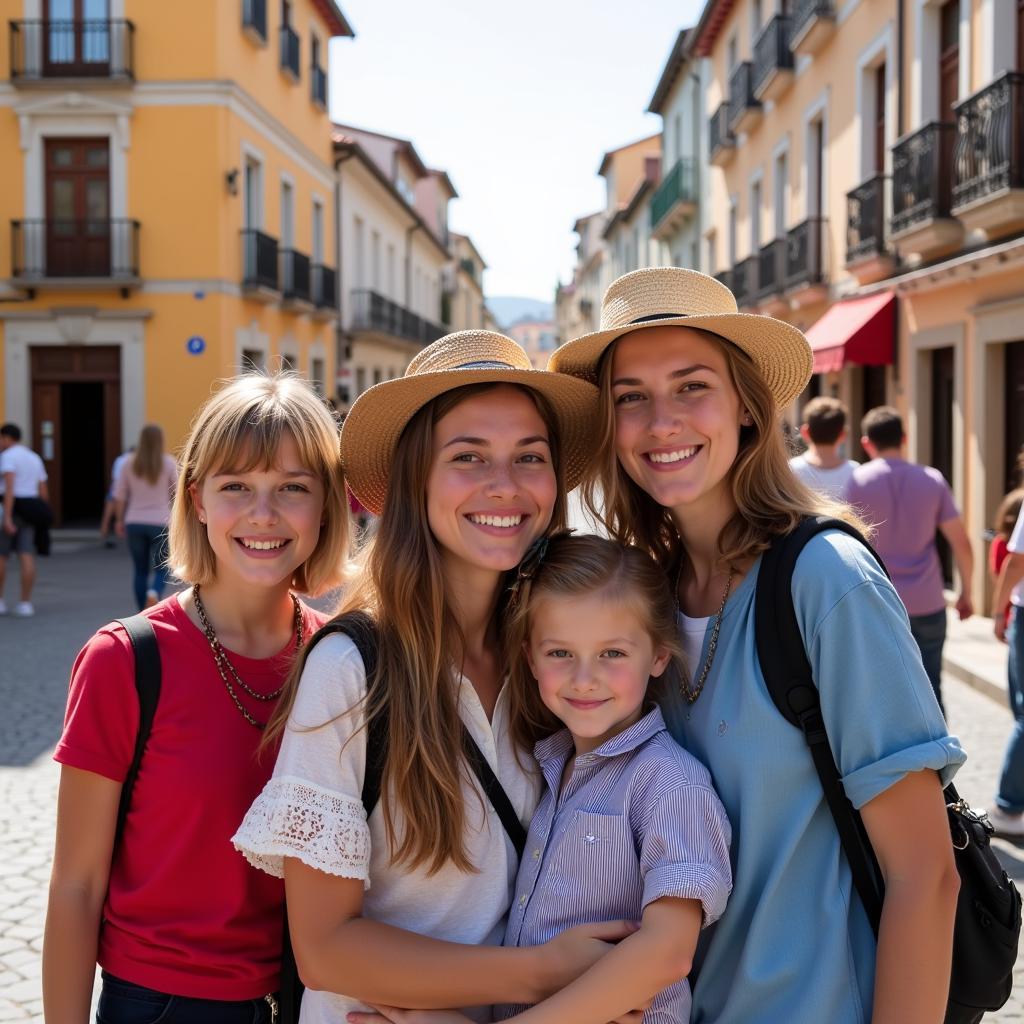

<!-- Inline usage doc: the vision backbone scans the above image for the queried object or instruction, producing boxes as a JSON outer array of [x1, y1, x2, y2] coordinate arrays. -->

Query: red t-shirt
[[54, 596, 327, 1000]]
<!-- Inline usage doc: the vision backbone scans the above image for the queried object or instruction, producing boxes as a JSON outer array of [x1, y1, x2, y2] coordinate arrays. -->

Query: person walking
[[788, 397, 859, 500], [100, 448, 134, 548], [845, 406, 973, 715], [0, 422, 49, 616], [113, 425, 178, 609]]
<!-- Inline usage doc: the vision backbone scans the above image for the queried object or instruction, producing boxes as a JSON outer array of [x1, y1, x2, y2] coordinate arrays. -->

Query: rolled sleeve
[[842, 735, 966, 809]]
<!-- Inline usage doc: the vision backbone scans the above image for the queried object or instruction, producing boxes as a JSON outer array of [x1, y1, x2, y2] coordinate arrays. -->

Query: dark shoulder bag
[[754, 515, 1022, 1024]]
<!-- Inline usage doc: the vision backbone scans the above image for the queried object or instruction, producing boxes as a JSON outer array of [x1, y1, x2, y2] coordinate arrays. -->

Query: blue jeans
[[97, 973, 275, 1024], [125, 524, 170, 610], [909, 608, 947, 717], [997, 606, 1024, 813]]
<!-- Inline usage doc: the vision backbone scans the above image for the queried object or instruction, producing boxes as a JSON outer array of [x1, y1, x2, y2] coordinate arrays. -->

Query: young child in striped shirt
[[349, 535, 732, 1024]]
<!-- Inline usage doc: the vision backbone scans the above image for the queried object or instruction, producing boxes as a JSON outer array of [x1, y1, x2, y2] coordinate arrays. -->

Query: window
[[310, 357, 325, 396], [280, 179, 294, 248], [310, 34, 327, 106], [674, 113, 683, 163], [244, 157, 262, 229], [751, 0, 763, 41], [312, 200, 324, 263], [728, 199, 738, 265], [727, 33, 738, 74], [706, 231, 717, 273], [750, 179, 762, 252], [808, 117, 825, 219], [242, 0, 267, 42], [279, 0, 299, 78], [355, 367, 366, 395], [371, 230, 380, 289], [386, 243, 395, 298], [353, 215, 364, 289], [279, 351, 296, 372], [373, 368, 382, 386], [774, 150, 788, 237]]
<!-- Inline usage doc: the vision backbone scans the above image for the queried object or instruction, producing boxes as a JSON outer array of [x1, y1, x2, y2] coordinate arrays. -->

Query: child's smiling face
[[526, 589, 671, 755]]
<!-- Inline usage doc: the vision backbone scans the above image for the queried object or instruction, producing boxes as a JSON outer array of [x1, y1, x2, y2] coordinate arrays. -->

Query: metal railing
[[728, 62, 760, 132], [732, 256, 756, 308], [649, 158, 697, 231], [349, 289, 447, 347], [952, 72, 1024, 210], [241, 229, 279, 290], [891, 122, 957, 235], [280, 249, 311, 302], [312, 263, 336, 309], [9, 19, 133, 80], [11, 218, 139, 278], [242, 0, 267, 40], [792, 0, 834, 44], [785, 217, 826, 290], [846, 175, 888, 262], [279, 24, 300, 77], [709, 103, 735, 157], [752, 15, 793, 96], [757, 238, 786, 300], [311, 63, 327, 105]]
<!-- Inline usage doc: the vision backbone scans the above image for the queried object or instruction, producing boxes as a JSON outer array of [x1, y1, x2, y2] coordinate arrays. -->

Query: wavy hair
[[131, 424, 165, 485], [583, 327, 866, 572], [267, 382, 567, 875]]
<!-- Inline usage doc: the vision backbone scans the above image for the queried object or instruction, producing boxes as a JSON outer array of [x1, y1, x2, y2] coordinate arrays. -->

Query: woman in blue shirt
[[548, 267, 965, 1024]]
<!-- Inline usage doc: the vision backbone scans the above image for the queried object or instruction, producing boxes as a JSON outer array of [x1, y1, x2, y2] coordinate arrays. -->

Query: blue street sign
[[187, 335, 206, 355]]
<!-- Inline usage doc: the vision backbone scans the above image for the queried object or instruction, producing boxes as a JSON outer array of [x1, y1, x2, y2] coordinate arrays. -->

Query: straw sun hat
[[549, 267, 813, 409], [341, 330, 599, 515]]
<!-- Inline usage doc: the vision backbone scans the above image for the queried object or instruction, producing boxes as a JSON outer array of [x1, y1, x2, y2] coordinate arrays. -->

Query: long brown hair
[[132, 424, 165, 485], [267, 382, 567, 875], [503, 534, 683, 759], [994, 488, 1024, 539], [583, 327, 866, 572]]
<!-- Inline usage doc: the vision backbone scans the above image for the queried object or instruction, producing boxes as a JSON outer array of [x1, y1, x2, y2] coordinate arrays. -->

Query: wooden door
[[1018, 0, 1023, 73], [31, 382, 62, 522], [939, 0, 959, 121], [1005, 341, 1024, 491], [874, 63, 887, 174], [45, 138, 110, 277], [931, 346, 955, 586], [44, 0, 110, 76]]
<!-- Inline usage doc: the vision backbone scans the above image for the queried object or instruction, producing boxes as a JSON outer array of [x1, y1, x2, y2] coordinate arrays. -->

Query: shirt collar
[[533, 705, 667, 769]]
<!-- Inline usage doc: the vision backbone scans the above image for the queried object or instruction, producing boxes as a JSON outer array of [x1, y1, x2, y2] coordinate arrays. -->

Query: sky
[[328, 0, 705, 304]]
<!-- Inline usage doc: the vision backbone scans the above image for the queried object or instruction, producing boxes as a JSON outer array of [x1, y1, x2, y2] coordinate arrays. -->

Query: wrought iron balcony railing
[[792, 0, 835, 45], [757, 238, 786, 300], [785, 217, 826, 290], [649, 158, 697, 232], [728, 62, 761, 132], [242, 0, 267, 41], [846, 175, 889, 262], [350, 289, 447, 347], [311, 64, 327, 106], [752, 15, 794, 97], [9, 19, 133, 81], [11, 218, 139, 278], [241, 229, 279, 290], [891, 122, 957, 235], [280, 249, 311, 302], [952, 72, 1024, 210], [732, 256, 756, 308], [312, 263, 337, 309], [709, 103, 735, 158], [279, 24, 300, 77]]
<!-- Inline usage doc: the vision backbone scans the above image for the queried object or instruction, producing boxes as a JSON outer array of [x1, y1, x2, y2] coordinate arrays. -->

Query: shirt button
[[519, 893, 528, 907], [532, 848, 541, 859]]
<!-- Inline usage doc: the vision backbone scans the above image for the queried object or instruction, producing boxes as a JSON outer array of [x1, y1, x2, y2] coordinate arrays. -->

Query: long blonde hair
[[268, 382, 568, 875], [132, 424, 165, 484], [584, 327, 866, 571], [503, 534, 683, 759]]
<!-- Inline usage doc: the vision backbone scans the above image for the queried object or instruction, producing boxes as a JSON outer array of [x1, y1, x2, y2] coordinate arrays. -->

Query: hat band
[[454, 359, 517, 370], [628, 312, 684, 325]]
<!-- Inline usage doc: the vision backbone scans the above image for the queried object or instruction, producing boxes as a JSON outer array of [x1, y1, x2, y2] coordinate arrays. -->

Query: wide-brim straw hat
[[549, 267, 813, 409], [341, 330, 599, 515]]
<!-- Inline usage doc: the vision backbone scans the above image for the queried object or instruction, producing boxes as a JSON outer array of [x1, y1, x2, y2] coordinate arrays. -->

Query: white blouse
[[233, 634, 541, 1023]]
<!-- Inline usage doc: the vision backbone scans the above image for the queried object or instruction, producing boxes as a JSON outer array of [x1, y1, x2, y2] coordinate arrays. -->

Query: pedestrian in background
[[42, 374, 350, 1024], [846, 406, 974, 715], [991, 489, 1024, 630], [113, 426, 177, 609], [0, 422, 48, 617], [788, 396, 859, 500], [100, 448, 134, 549]]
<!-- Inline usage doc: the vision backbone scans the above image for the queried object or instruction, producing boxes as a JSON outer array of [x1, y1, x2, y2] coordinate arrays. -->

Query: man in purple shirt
[[845, 406, 974, 715]]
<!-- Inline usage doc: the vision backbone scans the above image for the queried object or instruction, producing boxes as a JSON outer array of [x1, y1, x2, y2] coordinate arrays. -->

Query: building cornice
[[648, 28, 693, 114]]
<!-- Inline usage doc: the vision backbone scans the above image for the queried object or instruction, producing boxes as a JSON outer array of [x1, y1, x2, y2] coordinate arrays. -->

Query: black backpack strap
[[754, 516, 886, 933], [462, 728, 528, 858], [114, 614, 161, 845]]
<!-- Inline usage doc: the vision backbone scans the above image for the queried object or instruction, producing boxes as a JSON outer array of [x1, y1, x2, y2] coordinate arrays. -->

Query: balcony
[[728, 62, 762, 136], [752, 15, 794, 103], [279, 24, 300, 79], [312, 263, 337, 312], [952, 72, 1024, 239], [846, 176, 896, 284], [714, 268, 734, 292], [709, 103, 736, 167], [350, 289, 447, 348], [890, 122, 962, 260], [242, 0, 267, 44], [650, 158, 698, 239], [280, 249, 312, 306], [756, 239, 788, 315], [790, 0, 836, 57], [785, 217, 827, 307], [11, 218, 139, 293], [311, 64, 327, 107], [241, 229, 279, 296], [9, 19, 134, 83], [732, 256, 757, 309]]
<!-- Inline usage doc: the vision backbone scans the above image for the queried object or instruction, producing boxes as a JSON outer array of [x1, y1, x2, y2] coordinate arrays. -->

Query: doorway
[[1005, 340, 1024, 490], [44, 0, 110, 76], [45, 137, 110, 277], [930, 345, 955, 585]]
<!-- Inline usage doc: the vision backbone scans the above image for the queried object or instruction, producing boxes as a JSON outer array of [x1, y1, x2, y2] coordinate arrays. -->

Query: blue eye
[[602, 649, 627, 658], [546, 649, 571, 659]]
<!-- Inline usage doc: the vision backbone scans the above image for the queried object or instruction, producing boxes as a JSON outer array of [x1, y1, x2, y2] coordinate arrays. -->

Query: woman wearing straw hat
[[234, 331, 636, 1022], [548, 268, 965, 1023]]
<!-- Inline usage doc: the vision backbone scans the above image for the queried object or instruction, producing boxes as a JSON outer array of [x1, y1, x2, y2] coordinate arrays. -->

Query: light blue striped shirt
[[498, 706, 732, 1023]]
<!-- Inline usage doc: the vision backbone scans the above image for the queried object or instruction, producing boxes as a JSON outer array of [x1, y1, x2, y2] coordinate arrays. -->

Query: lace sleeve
[[232, 775, 371, 886]]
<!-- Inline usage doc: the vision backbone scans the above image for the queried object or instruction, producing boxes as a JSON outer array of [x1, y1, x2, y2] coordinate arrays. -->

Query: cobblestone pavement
[[1, 543, 1022, 1019]]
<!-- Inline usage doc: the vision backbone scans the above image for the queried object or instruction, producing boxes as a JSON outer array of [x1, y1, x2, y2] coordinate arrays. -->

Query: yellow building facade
[[0, 0, 352, 522]]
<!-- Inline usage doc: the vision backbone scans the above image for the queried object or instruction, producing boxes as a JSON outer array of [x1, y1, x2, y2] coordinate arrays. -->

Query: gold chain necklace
[[677, 564, 736, 705], [192, 584, 303, 730]]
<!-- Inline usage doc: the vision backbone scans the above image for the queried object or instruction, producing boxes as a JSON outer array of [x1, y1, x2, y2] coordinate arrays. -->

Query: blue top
[[661, 530, 966, 1024], [499, 706, 732, 1023]]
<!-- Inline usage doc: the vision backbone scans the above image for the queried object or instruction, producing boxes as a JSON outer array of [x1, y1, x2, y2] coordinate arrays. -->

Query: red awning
[[805, 292, 896, 375]]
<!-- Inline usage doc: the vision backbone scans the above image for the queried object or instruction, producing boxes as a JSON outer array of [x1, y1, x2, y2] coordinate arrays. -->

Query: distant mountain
[[488, 296, 553, 329]]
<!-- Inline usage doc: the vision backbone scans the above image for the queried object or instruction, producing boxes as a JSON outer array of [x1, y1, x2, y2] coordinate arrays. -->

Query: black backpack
[[115, 611, 527, 1024], [754, 516, 1022, 1024]]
